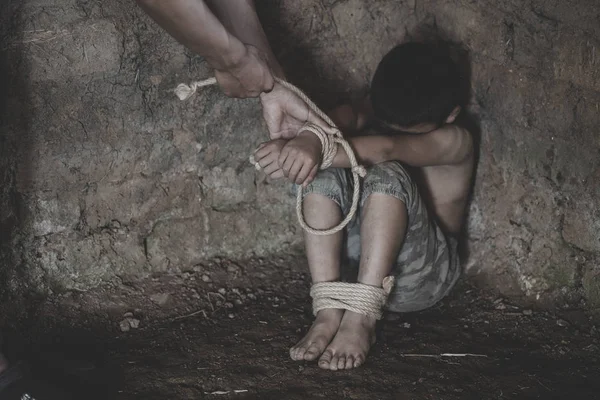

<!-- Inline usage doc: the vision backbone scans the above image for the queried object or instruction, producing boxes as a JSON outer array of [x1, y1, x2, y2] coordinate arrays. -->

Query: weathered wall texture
[[1, 1, 599, 312]]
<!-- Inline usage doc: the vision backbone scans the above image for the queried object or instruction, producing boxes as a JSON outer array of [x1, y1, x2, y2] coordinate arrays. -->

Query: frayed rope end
[[174, 83, 196, 101]]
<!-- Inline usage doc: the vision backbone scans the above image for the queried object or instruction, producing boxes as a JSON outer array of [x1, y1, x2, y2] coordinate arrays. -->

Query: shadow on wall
[[255, 1, 345, 108], [408, 20, 482, 263], [0, 2, 35, 305]]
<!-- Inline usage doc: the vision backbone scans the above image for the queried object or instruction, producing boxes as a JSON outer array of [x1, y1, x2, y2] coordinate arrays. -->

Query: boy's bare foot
[[290, 309, 344, 361], [318, 310, 377, 370]]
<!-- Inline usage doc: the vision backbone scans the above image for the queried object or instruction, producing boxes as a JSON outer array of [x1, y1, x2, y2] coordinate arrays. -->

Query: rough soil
[[2, 254, 598, 399]]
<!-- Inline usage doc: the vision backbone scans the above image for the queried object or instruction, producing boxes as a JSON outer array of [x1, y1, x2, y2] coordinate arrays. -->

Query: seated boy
[[255, 42, 474, 370]]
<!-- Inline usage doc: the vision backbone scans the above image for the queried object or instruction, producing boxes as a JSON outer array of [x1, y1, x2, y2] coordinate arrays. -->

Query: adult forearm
[[136, 0, 246, 70], [205, 0, 284, 77]]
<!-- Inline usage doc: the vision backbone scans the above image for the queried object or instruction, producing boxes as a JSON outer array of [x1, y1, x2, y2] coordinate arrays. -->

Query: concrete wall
[[1, 0, 599, 313]]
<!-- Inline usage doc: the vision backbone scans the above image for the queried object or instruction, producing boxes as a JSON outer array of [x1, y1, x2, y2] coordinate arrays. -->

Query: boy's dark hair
[[371, 42, 467, 128]]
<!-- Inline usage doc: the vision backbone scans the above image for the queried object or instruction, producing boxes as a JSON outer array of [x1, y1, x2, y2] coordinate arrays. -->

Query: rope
[[174, 77, 366, 235], [310, 276, 395, 320]]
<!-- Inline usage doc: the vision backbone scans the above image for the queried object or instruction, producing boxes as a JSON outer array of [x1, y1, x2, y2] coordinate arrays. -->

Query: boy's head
[[370, 42, 467, 133]]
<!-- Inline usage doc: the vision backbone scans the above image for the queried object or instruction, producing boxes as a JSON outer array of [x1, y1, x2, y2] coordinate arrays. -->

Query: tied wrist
[[301, 123, 338, 170]]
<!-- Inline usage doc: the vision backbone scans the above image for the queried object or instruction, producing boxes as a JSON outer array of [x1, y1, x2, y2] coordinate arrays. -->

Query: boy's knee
[[361, 162, 415, 207], [303, 168, 351, 210]]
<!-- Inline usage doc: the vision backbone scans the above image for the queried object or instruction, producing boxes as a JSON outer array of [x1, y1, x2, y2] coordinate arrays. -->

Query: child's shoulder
[[428, 123, 473, 165]]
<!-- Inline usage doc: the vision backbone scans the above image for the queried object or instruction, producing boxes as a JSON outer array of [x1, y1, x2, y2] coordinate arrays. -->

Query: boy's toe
[[344, 355, 354, 370], [337, 355, 346, 370], [353, 355, 364, 368], [304, 344, 321, 361], [318, 349, 333, 370], [329, 355, 339, 371]]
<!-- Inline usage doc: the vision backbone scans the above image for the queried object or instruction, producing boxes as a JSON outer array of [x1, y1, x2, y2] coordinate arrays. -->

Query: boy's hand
[[278, 131, 322, 186], [254, 139, 287, 180]]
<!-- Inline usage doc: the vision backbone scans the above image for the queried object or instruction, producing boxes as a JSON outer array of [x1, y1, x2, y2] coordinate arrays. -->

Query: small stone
[[228, 313, 235, 319], [402, 322, 411, 328], [201, 274, 212, 283], [234, 299, 243, 306], [556, 319, 569, 327], [522, 309, 533, 316], [225, 302, 234, 309], [298, 365, 304, 372], [227, 265, 240, 273], [495, 303, 506, 310], [129, 318, 140, 329], [218, 288, 227, 295], [150, 293, 171, 306], [119, 319, 131, 332], [215, 300, 223, 307], [247, 294, 256, 300], [123, 312, 134, 318]]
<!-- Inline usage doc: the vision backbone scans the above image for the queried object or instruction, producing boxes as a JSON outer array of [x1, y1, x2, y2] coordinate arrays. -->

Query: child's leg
[[318, 193, 407, 370], [290, 168, 352, 361], [318, 161, 460, 370], [290, 193, 345, 361]]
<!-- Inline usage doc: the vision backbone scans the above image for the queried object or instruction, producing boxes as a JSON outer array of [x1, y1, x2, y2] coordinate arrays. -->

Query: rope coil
[[174, 77, 366, 235], [310, 276, 395, 320]]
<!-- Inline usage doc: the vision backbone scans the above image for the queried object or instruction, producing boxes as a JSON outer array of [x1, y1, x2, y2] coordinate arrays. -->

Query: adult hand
[[260, 82, 336, 140], [215, 44, 274, 98]]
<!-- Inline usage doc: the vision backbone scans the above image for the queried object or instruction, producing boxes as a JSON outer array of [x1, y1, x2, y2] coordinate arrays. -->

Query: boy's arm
[[331, 125, 472, 168]]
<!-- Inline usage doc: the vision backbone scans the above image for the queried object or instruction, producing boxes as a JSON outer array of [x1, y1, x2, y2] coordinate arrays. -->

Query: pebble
[[234, 299, 243, 306], [556, 319, 569, 327], [225, 302, 234, 309], [150, 293, 171, 307], [129, 318, 141, 329], [123, 312, 134, 318], [201, 274, 212, 283], [247, 294, 257, 300], [218, 288, 227, 295], [522, 309, 533, 316], [402, 322, 411, 329], [227, 265, 241, 274], [228, 313, 235, 319], [119, 319, 131, 332]]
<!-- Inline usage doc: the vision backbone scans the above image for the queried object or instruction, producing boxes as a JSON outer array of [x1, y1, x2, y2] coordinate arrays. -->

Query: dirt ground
[[1, 253, 598, 399]]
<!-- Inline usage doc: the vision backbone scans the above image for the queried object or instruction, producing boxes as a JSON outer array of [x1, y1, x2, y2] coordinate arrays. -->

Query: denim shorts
[[303, 161, 460, 313]]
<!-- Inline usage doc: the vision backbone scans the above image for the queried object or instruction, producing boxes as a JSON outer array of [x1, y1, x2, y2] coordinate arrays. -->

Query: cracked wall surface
[[1, 0, 599, 314]]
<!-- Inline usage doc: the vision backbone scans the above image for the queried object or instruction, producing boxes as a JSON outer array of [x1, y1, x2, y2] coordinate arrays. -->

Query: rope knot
[[174, 77, 217, 101], [352, 165, 367, 177]]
